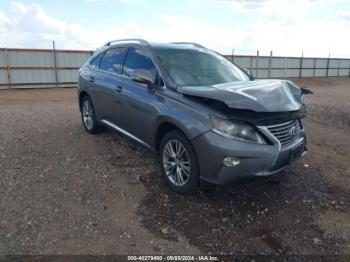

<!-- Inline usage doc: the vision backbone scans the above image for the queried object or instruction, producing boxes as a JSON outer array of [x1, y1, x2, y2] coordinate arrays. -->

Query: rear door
[[81, 53, 104, 117], [93, 47, 127, 122]]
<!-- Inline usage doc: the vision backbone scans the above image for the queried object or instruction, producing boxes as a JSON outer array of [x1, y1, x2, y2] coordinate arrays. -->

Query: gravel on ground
[[0, 78, 349, 256]]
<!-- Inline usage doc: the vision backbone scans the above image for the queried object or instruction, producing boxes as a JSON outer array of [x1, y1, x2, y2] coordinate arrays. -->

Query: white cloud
[[0, 10, 11, 29], [85, 0, 129, 3], [0, 2, 247, 51], [0, 1, 349, 57], [219, 0, 268, 9], [0, 2, 124, 49], [222, 0, 350, 11], [219, 0, 350, 57], [129, 15, 248, 52], [338, 11, 350, 20], [243, 19, 350, 57]]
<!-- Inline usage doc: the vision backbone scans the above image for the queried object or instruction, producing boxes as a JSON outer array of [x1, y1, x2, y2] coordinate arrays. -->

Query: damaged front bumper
[[191, 128, 307, 185]]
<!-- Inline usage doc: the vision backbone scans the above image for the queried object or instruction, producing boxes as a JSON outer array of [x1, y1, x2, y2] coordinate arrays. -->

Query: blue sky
[[0, 0, 350, 57]]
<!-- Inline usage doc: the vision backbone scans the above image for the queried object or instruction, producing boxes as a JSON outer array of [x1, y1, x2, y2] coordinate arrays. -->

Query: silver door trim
[[101, 119, 152, 150]]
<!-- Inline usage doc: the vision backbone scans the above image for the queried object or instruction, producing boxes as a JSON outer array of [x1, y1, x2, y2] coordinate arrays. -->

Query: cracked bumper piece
[[192, 130, 307, 185]]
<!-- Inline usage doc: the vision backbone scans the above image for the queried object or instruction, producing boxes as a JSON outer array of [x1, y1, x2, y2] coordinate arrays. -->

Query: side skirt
[[101, 119, 155, 152]]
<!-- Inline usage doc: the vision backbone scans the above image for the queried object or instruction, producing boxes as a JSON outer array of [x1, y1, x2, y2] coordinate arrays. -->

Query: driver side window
[[123, 48, 158, 83]]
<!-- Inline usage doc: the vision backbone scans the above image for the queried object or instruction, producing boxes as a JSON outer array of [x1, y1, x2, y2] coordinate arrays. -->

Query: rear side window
[[100, 47, 126, 74], [123, 48, 157, 81], [90, 53, 103, 69]]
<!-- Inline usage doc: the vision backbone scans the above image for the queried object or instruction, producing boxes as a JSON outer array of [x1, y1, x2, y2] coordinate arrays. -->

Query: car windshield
[[154, 48, 249, 87]]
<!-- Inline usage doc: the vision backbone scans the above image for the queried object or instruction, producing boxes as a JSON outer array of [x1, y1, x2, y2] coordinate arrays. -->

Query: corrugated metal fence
[[1, 48, 349, 89], [225, 54, 350, 78], [0, 48, 92, 89]]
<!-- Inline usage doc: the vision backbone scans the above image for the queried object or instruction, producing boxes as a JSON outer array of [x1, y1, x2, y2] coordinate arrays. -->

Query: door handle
[[115, 86, 123, 93], [88, 77, 95, 83]]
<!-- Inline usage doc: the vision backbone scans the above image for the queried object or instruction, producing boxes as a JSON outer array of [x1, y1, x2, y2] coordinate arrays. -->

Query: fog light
[[223, 156, 240, 166]]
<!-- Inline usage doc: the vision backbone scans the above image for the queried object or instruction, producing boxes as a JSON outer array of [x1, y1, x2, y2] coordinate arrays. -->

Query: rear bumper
[[191, 130, 307, 185]]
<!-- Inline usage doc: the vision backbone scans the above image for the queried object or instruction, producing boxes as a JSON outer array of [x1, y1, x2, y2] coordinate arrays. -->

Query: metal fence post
[[249, 55, 253, 73], [231, 48, 234, 62], [5, 48, 11, 89], [52, 41, 59, 88], [313, 58, 316, 77], [326, 53, 330, 78], [256, 50, 259, 78], [299, 51, 303, 78], [284, 57, 287, 77], [337, 59, 340, 77], [268, 50, 273, 78]]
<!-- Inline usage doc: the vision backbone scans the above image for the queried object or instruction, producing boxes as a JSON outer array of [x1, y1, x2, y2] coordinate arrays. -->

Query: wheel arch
[[78, 91, 90, 112], [155, 120, 201, 195], [154, 119, 192, 153]]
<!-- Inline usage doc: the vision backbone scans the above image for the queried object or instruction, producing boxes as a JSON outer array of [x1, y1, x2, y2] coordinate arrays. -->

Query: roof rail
[[171, 42, 206, 49], [105, 39, 150, 46]]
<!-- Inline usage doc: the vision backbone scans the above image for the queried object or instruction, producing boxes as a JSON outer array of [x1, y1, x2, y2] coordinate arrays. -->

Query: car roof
[[93, 42, 208, 56], [149, 42, 206, 50]]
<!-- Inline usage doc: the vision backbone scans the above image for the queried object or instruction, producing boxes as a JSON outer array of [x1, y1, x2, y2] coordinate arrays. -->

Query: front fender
[[152, 110, 212, 148]]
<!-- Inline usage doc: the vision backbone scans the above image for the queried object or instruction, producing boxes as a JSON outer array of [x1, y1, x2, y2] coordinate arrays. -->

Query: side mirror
[[301, 87, 314, 95], [131, 69, 156, 88], [243, 68, 255, 80], [243, 68, 251, 75]]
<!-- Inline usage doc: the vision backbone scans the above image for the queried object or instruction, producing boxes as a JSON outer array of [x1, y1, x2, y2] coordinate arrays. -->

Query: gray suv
[[78, 39, 308, 194]]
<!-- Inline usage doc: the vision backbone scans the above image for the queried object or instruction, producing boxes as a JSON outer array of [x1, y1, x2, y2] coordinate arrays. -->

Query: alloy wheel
[[162, 139, 191, 187], [82, 100, 94, 130]]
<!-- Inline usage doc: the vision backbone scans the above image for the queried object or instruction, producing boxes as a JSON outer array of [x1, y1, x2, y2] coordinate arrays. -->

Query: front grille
[[265, 120, 302, 146]]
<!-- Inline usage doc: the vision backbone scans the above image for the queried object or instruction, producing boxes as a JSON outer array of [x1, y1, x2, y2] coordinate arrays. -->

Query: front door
[[117, 47, 163, 146]]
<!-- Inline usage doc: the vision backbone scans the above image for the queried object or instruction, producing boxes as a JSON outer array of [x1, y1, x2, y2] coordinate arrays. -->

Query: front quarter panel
[[151, 89, 213, 146]]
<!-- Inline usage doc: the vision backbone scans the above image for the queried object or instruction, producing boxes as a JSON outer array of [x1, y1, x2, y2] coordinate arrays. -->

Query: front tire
[[159, 130, 199, 195], [81, 96, 104, 134]]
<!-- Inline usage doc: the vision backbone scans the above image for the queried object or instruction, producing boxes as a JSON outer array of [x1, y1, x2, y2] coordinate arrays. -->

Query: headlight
[[210, 116, 266, 144]]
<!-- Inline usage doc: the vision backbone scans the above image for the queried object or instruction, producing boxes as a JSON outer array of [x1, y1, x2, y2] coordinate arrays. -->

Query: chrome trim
[[301, 149, 308, 158], [265, 120, 294, 129], [264, 120, 302, 147], [105, 39, 150, 46], [259, 120, 306, 164], [171, 42, 206, 49], [101, 119, 152, 149], [258, 126, 281, 166]]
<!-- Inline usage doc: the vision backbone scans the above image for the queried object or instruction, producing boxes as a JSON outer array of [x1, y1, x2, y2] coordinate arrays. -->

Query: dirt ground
[[0, 78, 349, 257]]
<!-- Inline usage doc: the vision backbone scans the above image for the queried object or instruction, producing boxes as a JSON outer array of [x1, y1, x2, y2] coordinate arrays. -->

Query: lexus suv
[[78, 39, 308, 195]]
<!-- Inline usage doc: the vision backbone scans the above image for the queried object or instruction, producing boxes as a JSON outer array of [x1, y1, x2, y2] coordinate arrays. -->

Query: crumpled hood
[[177, 80, 304, 112]]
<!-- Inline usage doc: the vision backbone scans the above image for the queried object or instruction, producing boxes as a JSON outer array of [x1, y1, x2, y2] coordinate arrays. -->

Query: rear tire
[[159, 130, 199, 195], [81, 96, 104, 134]]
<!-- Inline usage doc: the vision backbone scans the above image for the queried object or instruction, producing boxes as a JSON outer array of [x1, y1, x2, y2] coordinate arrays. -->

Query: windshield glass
[[154, 48, 249, 87]]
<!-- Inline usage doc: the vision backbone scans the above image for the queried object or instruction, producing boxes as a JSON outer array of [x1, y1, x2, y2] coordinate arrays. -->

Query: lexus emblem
[[290, 126, 297, 137]]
